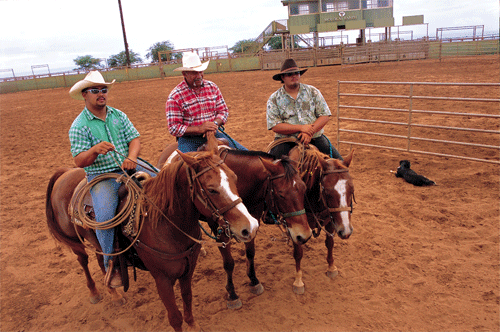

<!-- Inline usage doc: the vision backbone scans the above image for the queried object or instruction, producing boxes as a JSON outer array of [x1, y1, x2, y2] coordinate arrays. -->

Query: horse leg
[[325, 223, 338, 279], [178, 274, 201, 332], [292, 243, 305, 294], [245, 240, 264, 295], [218, 244, 242, 310], [153, 274, 184, 332], [72, 247, 103, 304], [95, 253, 106, 274]]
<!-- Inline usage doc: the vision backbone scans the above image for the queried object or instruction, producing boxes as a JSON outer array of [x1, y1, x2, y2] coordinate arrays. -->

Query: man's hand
[[92, 141, 115, 155], [298, 132, 312, 145], [201, 121, 218, 134], [122, 157, 137, 170]]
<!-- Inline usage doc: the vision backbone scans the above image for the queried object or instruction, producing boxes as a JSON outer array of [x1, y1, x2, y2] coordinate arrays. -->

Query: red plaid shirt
[[166, 79, 229, 137]]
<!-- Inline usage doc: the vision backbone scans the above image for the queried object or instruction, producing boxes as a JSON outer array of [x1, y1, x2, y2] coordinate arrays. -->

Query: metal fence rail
[[337, 81, 500, 164]]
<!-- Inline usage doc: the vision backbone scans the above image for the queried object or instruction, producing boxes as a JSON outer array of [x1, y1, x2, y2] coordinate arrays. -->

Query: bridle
[[306, 167, 355, 237], [264, 172, 306, 235], [186, 159, 243, 240]]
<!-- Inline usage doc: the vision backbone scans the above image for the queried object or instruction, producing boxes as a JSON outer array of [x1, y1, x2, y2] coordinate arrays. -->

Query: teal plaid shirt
[[69, 106, 140, 175], [266, 83, 331, 139]]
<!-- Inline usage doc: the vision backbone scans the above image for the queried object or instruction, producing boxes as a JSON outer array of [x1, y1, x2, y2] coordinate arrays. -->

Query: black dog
[[395, 160, 436, 186]]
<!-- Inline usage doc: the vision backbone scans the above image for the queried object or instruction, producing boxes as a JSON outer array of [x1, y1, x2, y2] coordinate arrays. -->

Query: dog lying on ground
[[394, 160, 436, 186]]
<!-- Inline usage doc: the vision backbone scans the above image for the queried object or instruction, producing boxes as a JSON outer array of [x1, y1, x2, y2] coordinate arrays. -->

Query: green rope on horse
[[324, 135, 334, 159], [198, 221, 218, 240], [217, 125, 244, 150]]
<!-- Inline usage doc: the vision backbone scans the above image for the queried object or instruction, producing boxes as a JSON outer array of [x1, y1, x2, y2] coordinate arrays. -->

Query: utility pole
[[118, 0, 131, 67]]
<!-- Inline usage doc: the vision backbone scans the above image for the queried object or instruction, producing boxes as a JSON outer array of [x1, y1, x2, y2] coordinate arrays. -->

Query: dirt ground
[[1, 55, 499, 332]]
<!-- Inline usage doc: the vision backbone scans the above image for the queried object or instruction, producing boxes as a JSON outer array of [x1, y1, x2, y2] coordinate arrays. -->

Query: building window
[[362, 0, 392, 9], [322, 1, 349, 12], [298, 4, 309, 14]]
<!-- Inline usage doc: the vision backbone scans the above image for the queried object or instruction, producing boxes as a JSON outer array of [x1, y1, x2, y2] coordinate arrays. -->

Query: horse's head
[[317, 150, 355, 239], [260, 156, 312, 245], [178, 149, 259, 243]]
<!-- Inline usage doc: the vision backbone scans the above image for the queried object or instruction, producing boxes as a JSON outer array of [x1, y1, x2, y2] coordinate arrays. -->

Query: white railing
[[337, 81, 500, 164]]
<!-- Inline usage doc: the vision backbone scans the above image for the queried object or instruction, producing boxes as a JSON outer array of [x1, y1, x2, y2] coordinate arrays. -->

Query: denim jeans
[[177, 130, 248, 153], [269, 135, 343, 160], [87, 163, 157, 270]]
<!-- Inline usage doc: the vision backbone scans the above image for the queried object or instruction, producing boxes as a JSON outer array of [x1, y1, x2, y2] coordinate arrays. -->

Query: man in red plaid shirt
[[166, 52, 247, 152]]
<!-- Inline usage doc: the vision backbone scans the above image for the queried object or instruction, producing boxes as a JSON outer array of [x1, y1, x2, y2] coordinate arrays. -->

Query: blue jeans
[[269, 135, 343, 160], [88, 163, 157, 270], [177, 130, 248, 153]]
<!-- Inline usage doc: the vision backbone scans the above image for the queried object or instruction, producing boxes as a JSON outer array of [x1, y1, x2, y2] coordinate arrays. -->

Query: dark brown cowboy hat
[[272, 58, 308, 82]]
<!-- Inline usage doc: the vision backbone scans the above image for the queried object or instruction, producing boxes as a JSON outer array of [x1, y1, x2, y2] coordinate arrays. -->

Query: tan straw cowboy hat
[[174, 52, 210, 72], [69, 71, 115, 100], [272, 58, 308, 82]]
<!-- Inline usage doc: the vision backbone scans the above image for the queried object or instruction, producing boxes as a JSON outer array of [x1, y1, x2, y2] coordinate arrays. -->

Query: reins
[[72, 150, 240, 256]]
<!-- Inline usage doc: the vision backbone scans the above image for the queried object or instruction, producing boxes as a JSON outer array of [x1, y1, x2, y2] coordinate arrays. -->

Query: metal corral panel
[[262, 51, 288, 70], [317, 47, 342, 66], [290, 50, 315, 67]]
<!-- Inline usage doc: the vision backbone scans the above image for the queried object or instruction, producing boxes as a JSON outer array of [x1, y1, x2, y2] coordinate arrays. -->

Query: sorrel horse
[[46, 143, 258, 331], [158, 143, 312, 309], [286, 143, 355, 294]]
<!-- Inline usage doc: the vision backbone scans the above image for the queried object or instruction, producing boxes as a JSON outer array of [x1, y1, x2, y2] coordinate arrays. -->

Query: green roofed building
[[281, 1, 423, 44]]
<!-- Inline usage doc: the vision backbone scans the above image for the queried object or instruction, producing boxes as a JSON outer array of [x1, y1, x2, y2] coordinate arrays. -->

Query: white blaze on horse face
[[218, 169, 259, 231], [334, 179, 352, 234]]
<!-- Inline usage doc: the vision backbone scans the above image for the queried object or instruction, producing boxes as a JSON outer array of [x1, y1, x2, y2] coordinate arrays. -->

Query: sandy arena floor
[[1, 55, 499, 331]]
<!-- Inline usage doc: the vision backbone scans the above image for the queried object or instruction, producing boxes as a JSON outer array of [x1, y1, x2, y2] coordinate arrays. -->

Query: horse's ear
[[342, 149, 354, 167], [204, 132, 218, 154], [177, 150, 197, 167], [259, 156, 281, 175]]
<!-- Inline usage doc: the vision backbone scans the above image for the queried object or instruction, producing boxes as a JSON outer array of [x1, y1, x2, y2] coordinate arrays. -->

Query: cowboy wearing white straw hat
[[165, 52, 247, 152], [68, 71, 157, 288], [266, 58, 343, 160], [69, 70, 116, 101]]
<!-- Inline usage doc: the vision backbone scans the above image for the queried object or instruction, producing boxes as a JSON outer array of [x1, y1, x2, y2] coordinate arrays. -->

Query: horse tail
[[45, 168, 74, 246]]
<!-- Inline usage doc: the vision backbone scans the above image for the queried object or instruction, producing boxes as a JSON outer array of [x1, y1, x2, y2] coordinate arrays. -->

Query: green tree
[[266, 36, 301, 50], [73, 55, 102, 71], [107, 50, 142, 68], [145, 41, 178, 62], [229, 39, 256, 54]]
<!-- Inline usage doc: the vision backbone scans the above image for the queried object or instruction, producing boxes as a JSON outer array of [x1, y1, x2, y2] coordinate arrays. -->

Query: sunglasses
[[283, 72, 300, 77], [84, 88, 108, 94]]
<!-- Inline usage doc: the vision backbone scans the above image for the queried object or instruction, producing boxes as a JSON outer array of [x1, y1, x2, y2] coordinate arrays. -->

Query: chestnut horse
[[158, 144, 312, 309], [287, 143, 355, 294], [46, 144, 258, 331]]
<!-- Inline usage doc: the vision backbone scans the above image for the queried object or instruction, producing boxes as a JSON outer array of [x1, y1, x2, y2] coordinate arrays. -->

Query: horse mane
[[142, 151, 216, 228], [278, 155, 299, 181], [300, 147, 330, 188]]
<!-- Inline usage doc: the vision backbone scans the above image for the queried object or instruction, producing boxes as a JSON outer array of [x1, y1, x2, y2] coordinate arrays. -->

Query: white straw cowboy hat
[[173, 52, 210, 72], [69, 71, 115, 100]]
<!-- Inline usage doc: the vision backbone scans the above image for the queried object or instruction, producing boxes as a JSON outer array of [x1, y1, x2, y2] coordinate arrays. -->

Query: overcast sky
[[0, 0, 498, 76]]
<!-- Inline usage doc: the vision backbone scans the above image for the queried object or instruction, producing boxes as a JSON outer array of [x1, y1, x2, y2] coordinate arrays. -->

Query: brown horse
[[158, 144, 312, 309], [287, 144, 355, 294], [46, 144, 258, 331]]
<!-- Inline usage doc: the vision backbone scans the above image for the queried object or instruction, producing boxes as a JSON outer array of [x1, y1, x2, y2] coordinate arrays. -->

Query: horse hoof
[[89, 293, 103, 304], [293, 285, 305, 295], [227, 298, 242, 310], [250, 283, 264, 295], [113, 297, 127, 307], [326, 269, 339, 279]]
